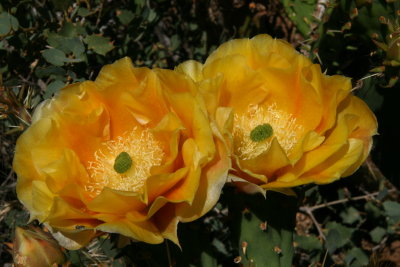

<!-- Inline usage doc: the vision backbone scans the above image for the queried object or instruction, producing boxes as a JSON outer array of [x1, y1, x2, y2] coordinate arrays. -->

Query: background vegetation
[[1, 0, 400, 266]]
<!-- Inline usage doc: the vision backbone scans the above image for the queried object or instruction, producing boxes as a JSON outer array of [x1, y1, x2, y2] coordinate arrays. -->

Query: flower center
[[250, 123, 273, 142], [85, 127, 164, 196], [233, 103, 303, 160], [113, 152, 133, 173]]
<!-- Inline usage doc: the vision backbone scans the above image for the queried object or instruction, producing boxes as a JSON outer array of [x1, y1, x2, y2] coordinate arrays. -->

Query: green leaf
[[65, 250, 82, 266], [47, 33, 85, 60], [0, 12, 19, 35], [325, 229, 341, 253], [50, 0, 73, 11], [78, 7, 90, 17], [147, 9, 157, 22], [134, 0, 145, 7], [44, 80, 65, 99], [101, 238, 119, 258], [325, 222, 353, 253], [59, 22, 86, 37], [294, 235, 323, 252], [42, 48, 67, 66], [365, 201, 384, 219], [345, 247, 369, 267], [118, 10, 135, 25], [340, 207, 361, 225], [383, 201, 400, 224], [211, 238, 229, 255], [377, 188, 389, 201], [170, 35, 181, 51], [229, 191, 297, 267], [35, 66, 66, 79], [4, 209, 28, 227], [112, 259, 126, 267], [370, 227, 386, 243], [84, 35, 114, 56]]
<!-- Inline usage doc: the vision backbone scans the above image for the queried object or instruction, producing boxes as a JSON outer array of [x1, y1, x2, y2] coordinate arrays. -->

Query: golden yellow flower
[[13, 57, 230, 249], [176, 34, 377, 191]]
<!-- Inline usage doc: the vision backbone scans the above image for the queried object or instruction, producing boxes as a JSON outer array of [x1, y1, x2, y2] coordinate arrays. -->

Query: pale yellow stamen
[[233, 103, 303, 160], [85, 127, 164, 196]]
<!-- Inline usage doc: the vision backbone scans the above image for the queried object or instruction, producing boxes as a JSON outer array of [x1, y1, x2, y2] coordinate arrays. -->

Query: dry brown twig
[[299, 156, 398, 242]]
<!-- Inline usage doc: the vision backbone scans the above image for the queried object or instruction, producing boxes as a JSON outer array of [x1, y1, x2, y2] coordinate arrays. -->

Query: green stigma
[[250, 123, 273, 142], [113, 152, 133, 174]]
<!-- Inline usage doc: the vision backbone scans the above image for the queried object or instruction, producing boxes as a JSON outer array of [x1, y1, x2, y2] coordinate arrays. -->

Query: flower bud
[[13, 226, 65, 267]]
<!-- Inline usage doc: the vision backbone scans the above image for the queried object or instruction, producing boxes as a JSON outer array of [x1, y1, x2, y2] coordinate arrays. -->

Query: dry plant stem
[[299, 188, 397, 241], [1, 169, 14, 187], [321, 249, 329, 266], [351, 73, 384, 92], [373, 236, 388, 252], [365, 156, 389, 182], [305, 189, 397, 213], [166, 240, 172, 267], [0, 202, 13, 222], [96, 0, 104, 26], [300, 205, 326, 241], [314, 0, 329, 21]]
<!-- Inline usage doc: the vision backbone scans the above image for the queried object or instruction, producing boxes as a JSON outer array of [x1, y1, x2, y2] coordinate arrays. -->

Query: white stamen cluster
[[233, 103, 303, 160], [85, 127, 164, 196]]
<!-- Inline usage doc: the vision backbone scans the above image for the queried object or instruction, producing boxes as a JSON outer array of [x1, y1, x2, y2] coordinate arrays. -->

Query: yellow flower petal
[[14, 57, 231, 247], [154, 205, 180, 246], [86, 187, 146, 214], [97, 220, 163, 244], [179, 34, 377, 191], [177, 137, 231, 221], [31, 181, 54, 221], [49, 228, 97, 250], [175, 60, 204, 82], [238, 138, 290, 180]]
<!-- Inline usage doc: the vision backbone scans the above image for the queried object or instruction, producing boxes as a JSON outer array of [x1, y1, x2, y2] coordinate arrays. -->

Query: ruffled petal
[[176, 137, 230, 221], [175, 60, 204, 82], [239, 138, 290, 180], [96, 220, 163, 244]]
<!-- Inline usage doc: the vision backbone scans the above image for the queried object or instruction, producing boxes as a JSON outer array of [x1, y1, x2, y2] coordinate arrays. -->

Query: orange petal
[[146, 168, 189, 204], [97, 220, 163, 244], [153, 204, 180, 246], [176, 138, 230, 222], [87, 187, 146, 214], [238, 138, 290, 179], [47, 225, 97, 250]]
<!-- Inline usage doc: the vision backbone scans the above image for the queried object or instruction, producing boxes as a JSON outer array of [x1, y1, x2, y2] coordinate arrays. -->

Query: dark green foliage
[[325, 222, 354, 253], [294, 166, 400, 266], [1, 0, 400, 266], [294, 234, 322, 251], [0, 12, 18, 35]]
